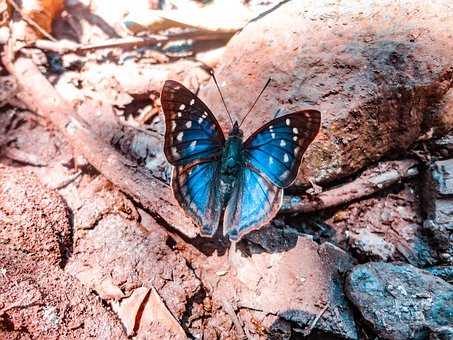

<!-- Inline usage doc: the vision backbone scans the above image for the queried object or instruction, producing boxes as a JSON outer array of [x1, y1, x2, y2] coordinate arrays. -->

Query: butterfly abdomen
[[219, 133, 243, 204]]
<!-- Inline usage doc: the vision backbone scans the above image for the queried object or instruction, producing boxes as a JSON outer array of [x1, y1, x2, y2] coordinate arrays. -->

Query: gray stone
[[346, 262, 453, 339], [422, 159, 453, 264]]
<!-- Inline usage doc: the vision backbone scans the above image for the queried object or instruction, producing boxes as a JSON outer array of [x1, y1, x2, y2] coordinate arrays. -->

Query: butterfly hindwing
[[172, 161, 222, 237], [223, 165, 283, 241], [243, 110, 321, 188], [161, 80, 225, 166]]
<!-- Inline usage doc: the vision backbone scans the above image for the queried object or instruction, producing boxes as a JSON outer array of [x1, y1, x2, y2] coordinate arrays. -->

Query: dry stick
[[281, 159, 419, 214], [2, 53, 198, 238], [301, 304, 329, 337], [221, 299, 248, 340], [6, 0, 57, 42], [33, 30, 234, 54]]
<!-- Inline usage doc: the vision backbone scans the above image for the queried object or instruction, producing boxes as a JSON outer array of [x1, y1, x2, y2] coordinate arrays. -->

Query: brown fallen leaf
[[8, 0, 63, 42]]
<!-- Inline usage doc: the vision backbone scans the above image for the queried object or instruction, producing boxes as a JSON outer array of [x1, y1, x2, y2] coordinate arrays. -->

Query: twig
[[282, 160, 419, 213], [2, 52, 198, 238], [33, 31, 233, 54], [49, 170, 82, 190], [300, 304, 329, 337], [221, 299, 248, 340], [6, 0, 57, 42], [2, 147, 47, 166]]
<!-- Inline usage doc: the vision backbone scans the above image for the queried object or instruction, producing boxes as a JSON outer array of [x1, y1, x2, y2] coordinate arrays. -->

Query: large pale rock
[[346, 262, 453, 340], [202, 0, 453, 186]]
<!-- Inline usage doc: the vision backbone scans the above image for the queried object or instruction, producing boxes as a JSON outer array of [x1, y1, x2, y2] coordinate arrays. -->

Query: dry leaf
[[10, 0, 63, 42], [124, 0, 252, 34]]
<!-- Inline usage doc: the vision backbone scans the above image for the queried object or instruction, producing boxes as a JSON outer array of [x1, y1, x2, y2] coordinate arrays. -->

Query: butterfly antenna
[[209, 69, 234, 127], [239, 77, 272, 127]]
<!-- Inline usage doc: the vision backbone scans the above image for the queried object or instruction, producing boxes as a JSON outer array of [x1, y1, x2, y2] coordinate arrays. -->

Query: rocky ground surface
[[0, 0, 452, 339]]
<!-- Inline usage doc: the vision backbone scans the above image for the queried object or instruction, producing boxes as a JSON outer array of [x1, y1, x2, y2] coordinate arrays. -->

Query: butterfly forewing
[[161, 80, 225, 166], [243, 110, 321, 188]]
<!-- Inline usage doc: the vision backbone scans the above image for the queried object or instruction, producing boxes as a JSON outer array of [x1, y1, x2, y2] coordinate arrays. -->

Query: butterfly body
[[161, 80, 321, 241], [219, 122, 243, 202]]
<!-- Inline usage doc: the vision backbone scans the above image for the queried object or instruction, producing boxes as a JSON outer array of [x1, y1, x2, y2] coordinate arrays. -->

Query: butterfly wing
[[161, 80, 225, 236], [161, 80, 225, 166], [243, 110, 321, 188], [223, 165, 283, 241], [172, 161, 222, 236], [223, 110, 320, 240]]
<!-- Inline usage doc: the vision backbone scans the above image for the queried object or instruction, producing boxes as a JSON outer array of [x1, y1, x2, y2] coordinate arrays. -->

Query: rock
[[328, 183, 437, 266], [432, 133, 453, 159], [206, 230, 358, 339], [349, 229, 396, 261], [426, 266, 453, 282], [0, 165, 71, 266], [0, 248, 126, 339], [66, 210, 200, 337], [422, 159, 453, 264], [346, 262, 453, 340], [111, 286, 186, 339], [202, 0, 453, 186]]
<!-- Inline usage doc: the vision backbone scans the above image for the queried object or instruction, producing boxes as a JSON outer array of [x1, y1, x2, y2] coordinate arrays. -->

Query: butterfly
[[161, 78, 320, 241]]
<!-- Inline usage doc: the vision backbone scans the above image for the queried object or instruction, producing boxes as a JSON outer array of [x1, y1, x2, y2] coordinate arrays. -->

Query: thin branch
[[33, 30, 233, 54], [6, 0, 57, 42], [282, 160, 419, 213], [221, 298, 248, 340], [300, 304, 329, 337], [2, 51, 198, 238]]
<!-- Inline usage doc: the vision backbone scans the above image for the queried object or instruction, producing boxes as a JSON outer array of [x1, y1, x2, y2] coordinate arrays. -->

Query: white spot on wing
[[185, 121, 192, 128], [280, 170, 290, 180], [190, 140, 197, 149], [293, 127, 299, 134], [177, 112, 182, 118], [283, 153, 289, 163], [176, 132, 184, 141], [271, 133, 276, 139], [190, 99, 195, 105], [179, 104, 186, 110], [280, 140, 286, 147], [269, 125, 274, 132], [198, 117, 204, 124], [203, 111, 208, 118], [286, 118, 291, 126], [294, 147, 300, 155], [293, 135, 298, 141]]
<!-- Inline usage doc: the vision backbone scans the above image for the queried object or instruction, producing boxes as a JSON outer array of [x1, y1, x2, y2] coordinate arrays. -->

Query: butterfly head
[[229, 121, 243, 138]]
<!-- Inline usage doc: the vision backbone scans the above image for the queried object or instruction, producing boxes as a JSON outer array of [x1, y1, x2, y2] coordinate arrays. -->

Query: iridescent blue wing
[[223, 110, 320, 240], [223, 165, 283, 241], [172, 161, 222, 236], [161, 80, 225, 166], [243, 110, 321, 188]]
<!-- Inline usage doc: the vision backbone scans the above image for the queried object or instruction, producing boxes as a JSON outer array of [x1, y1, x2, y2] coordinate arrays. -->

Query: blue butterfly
[[161, 79, 320, 241]]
